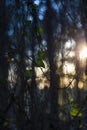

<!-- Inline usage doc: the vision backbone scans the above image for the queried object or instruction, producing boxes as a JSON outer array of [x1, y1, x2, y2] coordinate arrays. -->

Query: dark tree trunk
[[29, 2, 40, 130], [0, 0, 10, 129], [44, 0, 60, 130], [0, 0, 9, 111]]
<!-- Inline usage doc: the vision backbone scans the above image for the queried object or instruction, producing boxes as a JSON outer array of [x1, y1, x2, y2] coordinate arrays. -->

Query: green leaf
[[38, 27, 44, 36], [3, 122, 9, 127], [36, 60, 45, 68], [24, 70, 33, 77], [79, 124, 83, 128], [70, 108, 82, 117], [26, 20, 32, 26], [78, 112, 83, 117], [34, 4, 39, 9], [70, 103, 82, 117], [38, 51, 46, 60], [73, 103, 79, 108], [69, 97, 74, 103]]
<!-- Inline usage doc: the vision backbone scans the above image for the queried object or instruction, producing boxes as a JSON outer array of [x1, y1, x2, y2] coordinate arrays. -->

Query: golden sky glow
[[78, 81, 83, 89], [79, 47, 87, 59], [63, 62, 75, 74]]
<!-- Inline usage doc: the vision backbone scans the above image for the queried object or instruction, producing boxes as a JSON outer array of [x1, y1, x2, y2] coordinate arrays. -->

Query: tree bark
[[44, 0, 60, 129]]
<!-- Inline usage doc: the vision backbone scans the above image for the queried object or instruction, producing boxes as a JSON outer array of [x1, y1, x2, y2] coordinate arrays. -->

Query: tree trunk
[[0, 0, 10, 129], [44, 0, 60, 129]]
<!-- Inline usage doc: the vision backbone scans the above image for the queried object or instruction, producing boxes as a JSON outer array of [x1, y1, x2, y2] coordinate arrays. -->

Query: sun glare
[[79, 47, 87, 59], [63, 62, 75, 74], [78, 81, 83, 89]]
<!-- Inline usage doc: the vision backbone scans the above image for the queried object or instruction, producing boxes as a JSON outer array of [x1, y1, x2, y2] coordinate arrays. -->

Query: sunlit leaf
[[73, 103, 79, 108], [36, 60, 45, 68], [70, 107, 82, 117], [70, 109, 77, 117], [78, 112, 82, 117], [69, 97, 74, 103]]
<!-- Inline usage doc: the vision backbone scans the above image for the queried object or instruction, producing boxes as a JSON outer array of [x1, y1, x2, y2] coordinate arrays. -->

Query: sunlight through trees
[[1, 0, 87, 130]]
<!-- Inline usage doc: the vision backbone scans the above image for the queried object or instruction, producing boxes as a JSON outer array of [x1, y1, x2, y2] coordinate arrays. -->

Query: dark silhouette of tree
[[1, 0, 87, 130], [0, 0, 11, 129], [44, 0, 60, 129]]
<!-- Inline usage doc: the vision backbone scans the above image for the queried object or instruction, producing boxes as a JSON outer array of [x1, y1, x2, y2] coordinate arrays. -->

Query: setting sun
[[79, 47, 87, 59]]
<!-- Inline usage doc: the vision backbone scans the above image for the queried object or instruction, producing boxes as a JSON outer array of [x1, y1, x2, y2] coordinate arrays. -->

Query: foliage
[[1, 0, 87, 130], [26, 20, 32, 26], [38, 51, 46, 60], [24, 69, 33, 78], [35, 59, 45, 68], [70, 103, 82, 117]]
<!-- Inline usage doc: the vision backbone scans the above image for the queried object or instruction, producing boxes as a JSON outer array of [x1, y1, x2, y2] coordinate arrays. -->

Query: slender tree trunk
[[0, 0, 9, 112], [29, 2, 40, 130], [0, 0, 10, 129], [44, 0, 60, 129]]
